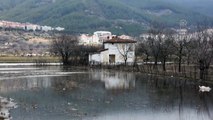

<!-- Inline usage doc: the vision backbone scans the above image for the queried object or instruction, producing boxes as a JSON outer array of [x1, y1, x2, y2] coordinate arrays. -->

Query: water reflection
[[90, 70, 135, 90], [144, 75, 213, 120], [0, 77, 52, 93], [0, 66, 212, 120]]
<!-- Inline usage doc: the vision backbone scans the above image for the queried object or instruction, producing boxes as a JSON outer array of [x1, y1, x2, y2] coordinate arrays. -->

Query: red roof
[[104, 38, 137, 43]]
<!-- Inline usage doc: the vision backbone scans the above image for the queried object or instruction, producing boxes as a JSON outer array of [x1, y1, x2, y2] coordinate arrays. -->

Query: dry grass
[[27, 37, 51, 44], [0, 56, 60, 63]]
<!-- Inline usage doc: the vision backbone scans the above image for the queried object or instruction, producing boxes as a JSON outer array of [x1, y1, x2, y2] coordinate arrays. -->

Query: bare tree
[[159, 35, 175, 71], [117, 43, 134, 66], [174, 35, 188, 72], [136, 40, 150, 63], [147, 35, 161, 66], [191, 29, 213, 80], [50, 35, 78, 65], [146, 28, 173, 67], [184, 38, 196, 65]]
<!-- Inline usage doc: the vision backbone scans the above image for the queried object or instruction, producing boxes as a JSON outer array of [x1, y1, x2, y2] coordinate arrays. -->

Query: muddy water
[[0, 66, 212, 120]]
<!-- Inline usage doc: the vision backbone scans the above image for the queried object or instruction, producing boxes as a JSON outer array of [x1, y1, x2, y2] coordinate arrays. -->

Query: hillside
[[0, 0, 212, 35], [165, 0, 213, 17], [0, 30, 52, 55]]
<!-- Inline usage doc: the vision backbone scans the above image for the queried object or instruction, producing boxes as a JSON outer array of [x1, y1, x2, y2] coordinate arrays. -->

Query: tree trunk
[[178, 47, 183, 72], [62, 55, 69, 65], [124, 57, 127, 66], [199, 60, 205, 80], [204, 68, 209, 81], [162, 59, 166, 71], [154, 57, 158, 66], [178, 55, 182, 72], [187, 55, 190, 65], [200, 69, 204, 80], [146, 55, 149, 64]]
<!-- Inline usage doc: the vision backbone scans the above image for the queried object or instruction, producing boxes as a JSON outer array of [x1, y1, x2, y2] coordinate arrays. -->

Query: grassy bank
[[0, 56, 60, 63]]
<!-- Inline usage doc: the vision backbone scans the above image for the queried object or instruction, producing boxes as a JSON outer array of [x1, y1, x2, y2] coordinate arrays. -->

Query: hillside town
[[0, 20, 65, 32]]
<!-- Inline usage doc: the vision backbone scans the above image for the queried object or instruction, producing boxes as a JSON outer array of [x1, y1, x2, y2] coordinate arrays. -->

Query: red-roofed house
[[89, 37, 137, 65]]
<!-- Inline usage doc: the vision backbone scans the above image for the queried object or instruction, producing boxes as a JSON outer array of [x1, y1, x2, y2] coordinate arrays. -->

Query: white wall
[[0, 22, 3, 27], [100, 50, 109, 64], [104, 43, 135, 64], [89, 53, 101, 64]]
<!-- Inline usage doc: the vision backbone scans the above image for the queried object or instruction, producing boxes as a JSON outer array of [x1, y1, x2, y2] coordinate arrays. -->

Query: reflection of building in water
[[0, 77, 52, 93], [91, 71, 135, 90], [27, 77, 51, 89]]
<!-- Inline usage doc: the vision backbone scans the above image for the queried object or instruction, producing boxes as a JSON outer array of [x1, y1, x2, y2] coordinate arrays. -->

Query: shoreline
[[0, 63, 62, 66], [0, 56, 60, 63]]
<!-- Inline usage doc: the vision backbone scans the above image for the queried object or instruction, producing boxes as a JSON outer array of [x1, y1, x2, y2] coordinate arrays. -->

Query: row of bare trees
[[137, 27, 213, 80]]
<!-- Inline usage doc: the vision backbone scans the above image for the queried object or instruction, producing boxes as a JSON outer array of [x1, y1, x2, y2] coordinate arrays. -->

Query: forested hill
[[0, 0, 212, 35]]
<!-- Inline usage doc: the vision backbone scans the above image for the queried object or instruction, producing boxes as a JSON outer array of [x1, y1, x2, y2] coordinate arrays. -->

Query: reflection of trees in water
[[145, 75, 213, 120], [51, 74, 90, 92], [0, 77, 52, 93], [197, 93, 213, 120]]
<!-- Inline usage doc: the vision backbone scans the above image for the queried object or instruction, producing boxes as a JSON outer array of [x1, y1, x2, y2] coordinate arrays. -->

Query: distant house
[[93, 31, 112, 43], [89, 37, 137, 65], [41, 26, 53, 32], [25, 23, 41, 31], [55, 27, 65, 31], [79, 34, 99, 46], [79, 31, 112, 46], [79, 31, 113, 46]]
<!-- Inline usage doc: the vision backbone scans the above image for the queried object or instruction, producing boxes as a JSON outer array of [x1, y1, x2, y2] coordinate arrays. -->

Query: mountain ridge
[[0, 0, 212, 35]]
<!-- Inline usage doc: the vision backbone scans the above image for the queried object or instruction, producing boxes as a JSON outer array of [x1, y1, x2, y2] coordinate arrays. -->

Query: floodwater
[[0, 66, 212, 120]]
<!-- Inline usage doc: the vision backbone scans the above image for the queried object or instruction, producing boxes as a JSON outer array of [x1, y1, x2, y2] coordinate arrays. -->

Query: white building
[[93, 31, 112, 43], [89, 37, 137, 65], [94, 31, 112, 37], [79, 31, 112, 46], [55, 27, 65, 31], [0, 21, 4, 27], [41, 26, 53, 32], [79, 34, 99, 46], [25, 23, 41, 31], [176, 29, 187, 35]]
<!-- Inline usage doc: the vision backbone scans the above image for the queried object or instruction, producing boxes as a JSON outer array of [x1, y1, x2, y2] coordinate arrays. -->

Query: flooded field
[[0, 66, 212, 120]]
